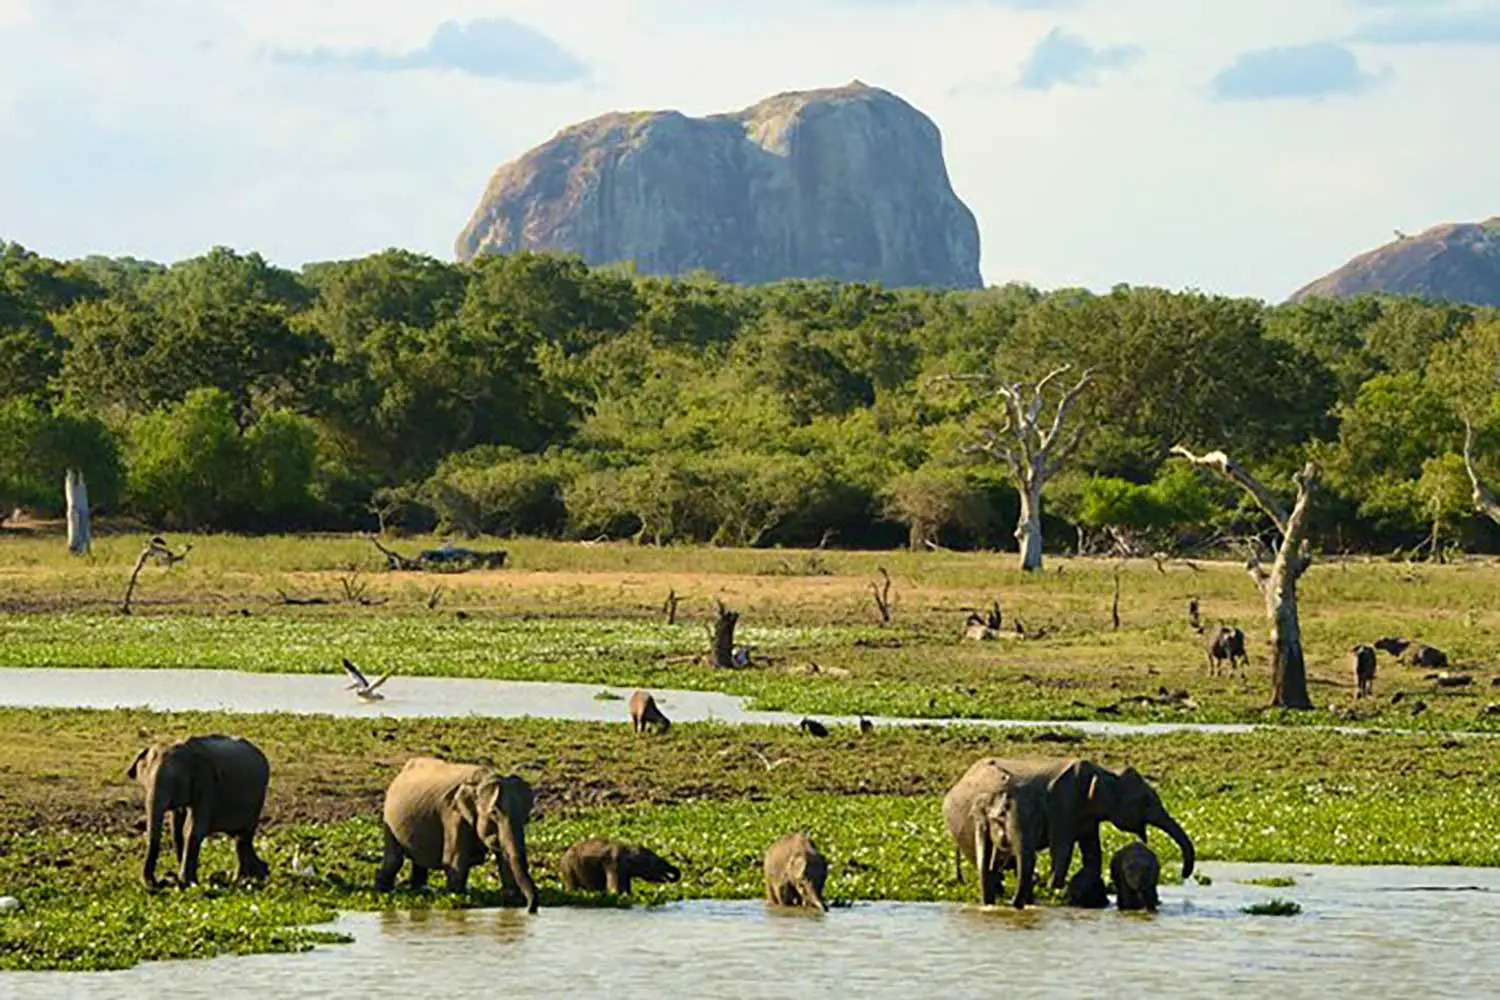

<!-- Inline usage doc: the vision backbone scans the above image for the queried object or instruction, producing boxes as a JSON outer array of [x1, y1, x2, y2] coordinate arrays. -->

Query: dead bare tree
[[1462, 421, 1500, 524], [952, 366, 1094, 571], [870, 568, 893, 624], [710, 600, 740, 669], [663, 589, 680, 625], [1172, 446, 1317, 709], [1111, 561, 1123, 631], [121, 536, 191, 615]]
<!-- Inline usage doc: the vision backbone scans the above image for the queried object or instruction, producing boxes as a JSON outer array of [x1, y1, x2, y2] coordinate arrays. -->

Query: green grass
[[1243, 899, 1302, 916], [1236, 875, 1297, 887], [5, 533, 1500, 732]]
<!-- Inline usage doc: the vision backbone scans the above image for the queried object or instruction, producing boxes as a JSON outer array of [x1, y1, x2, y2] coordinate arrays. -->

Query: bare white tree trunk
[[1016, 478, 1044, 572], [65, 469, 91, 557], [954, 366, 1093, 573], [1463, 421, 1500, 525], [1171, 446, 1317, 710]]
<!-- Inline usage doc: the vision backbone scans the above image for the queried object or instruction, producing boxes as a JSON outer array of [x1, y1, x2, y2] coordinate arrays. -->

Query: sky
[[0, 0, 1495, 301]]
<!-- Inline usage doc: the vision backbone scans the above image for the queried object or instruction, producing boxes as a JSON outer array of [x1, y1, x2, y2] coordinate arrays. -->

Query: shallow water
[[6, 863, 1498, 998], [0, 666, 1269, 736]]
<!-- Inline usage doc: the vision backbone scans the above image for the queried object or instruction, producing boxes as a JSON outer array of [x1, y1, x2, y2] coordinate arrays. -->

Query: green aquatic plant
[[1237, 875, 1297, 887], [1243, 898, 1302, 916]]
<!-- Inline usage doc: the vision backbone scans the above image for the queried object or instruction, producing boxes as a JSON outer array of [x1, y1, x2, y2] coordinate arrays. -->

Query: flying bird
[[341, 658, 393, 702]]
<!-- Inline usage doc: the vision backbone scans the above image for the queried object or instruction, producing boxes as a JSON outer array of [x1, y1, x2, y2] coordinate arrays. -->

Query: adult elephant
[[950, 757, 1193, 892], [942, 758, 1047, 908], [126, 734, 271, 889], [376, 757, 539, 913]]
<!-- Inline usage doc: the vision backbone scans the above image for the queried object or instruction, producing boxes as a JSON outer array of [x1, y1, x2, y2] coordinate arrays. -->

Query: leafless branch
[[1463, 420, 1500, 524], [1171, 445, 1291, 533]]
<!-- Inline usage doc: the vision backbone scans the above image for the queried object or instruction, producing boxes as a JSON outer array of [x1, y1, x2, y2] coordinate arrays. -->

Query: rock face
[[1290, 218, 1500, 306], [455, 81, 982, 289]]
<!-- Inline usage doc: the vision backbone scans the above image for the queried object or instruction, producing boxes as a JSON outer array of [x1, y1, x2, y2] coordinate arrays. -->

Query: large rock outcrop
[[455, 81, 982, 289], [1290, 218, 1500, 306]]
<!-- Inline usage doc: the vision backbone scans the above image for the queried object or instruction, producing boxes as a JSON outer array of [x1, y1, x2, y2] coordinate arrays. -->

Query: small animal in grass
[[858, 716, 873, 735], [799, 718, 829, 738], [1204, 625, 1248, 676], [628, 690, 672, 734], [1352, 644, 1377, 699], [1110, 841, 1161, 912], [1374, 637, 1449, 669]]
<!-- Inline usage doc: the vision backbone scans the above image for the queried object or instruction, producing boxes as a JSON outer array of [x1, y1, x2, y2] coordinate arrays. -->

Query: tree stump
[[711, 600, 740, 669], [65, 469, 91, 556]]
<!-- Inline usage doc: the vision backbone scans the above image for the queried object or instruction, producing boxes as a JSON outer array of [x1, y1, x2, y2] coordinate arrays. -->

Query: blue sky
[[0, 0, 1494, 300]]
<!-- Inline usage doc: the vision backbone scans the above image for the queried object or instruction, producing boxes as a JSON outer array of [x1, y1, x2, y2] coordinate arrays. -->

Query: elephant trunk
[[498, 814, 539, 914], [142, 790, 168, 889], [1150, 810, 1195, 881], [801, 878, 829, 913]]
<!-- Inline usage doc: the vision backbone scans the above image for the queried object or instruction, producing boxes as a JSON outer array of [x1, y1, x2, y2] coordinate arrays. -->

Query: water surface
[[6, 863, 1497, 999]]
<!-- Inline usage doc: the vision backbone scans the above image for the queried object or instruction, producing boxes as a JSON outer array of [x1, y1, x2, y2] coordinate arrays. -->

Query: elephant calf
[[376, 757, 539, 913], [127, 734, 270, 890], [1353, 644, 1377, 698], [559, 838, 681, 895], [628, 690, 671, 734], [1110, 842, 1160, 912], [763, 832, 829, 912]]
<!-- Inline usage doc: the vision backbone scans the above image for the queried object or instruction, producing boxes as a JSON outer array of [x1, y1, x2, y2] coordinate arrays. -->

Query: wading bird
[[341, 658, 393, 702]]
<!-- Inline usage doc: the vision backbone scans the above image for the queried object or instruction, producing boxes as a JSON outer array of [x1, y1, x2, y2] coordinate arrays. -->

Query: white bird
[[0, 895, 20, 913], [341, 658, 393, 702], [291, 850, 316, 878]]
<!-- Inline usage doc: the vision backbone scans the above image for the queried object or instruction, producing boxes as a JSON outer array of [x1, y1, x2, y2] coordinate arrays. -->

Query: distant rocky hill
[[455, 81, 982, 289], [1290, 218, 1500, 306]]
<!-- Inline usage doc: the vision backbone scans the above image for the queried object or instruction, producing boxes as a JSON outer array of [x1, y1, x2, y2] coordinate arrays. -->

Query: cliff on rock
[[1290, 218, 1500, 306], [455, 81, 982, 289]]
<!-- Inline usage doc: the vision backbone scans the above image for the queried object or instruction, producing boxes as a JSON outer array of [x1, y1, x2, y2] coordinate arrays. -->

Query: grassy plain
[[3, 531, 1500, 729], [3, 532, 1500, 970]]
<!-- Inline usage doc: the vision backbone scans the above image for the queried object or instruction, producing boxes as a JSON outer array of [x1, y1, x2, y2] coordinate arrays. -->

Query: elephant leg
[[179, 808, 211, 887], [374, 826, 404, 892], [1015, 848, 1037, 908], [953, 846, 964, 884], [171, 808, 186, 864], [446, 860, 473, 893], [1047, 829, 1076, 890], [1078, 824, 1104, 878], [235, 830, 268, 880], [496, 852, 522, 904], [409, 864, 431, 889]]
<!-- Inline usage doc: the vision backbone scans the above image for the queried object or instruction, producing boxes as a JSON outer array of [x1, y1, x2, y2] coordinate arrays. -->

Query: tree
[[125, 389, 254, 529], [1172, 447, 1318, 710], [881, 465, 989, 550], [1074, 465, 1213, 555], [956, 365, 1094, 570]]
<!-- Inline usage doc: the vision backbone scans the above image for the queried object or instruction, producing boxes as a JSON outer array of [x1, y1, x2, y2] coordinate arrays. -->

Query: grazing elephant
[[763, 832, 829, 912], [559, 838, 681, 894], [1204, 625, 1248, 676], [967, 757, 1194, 892], [376, 757, 539, 913], [126, 735, 270, 889], [942, 758, 1048, 908], [1353, 644, 1377, 698], [628, 690, 671, 734], [1063, 866, 1110, 909], [1110, 841, 1161, 912]]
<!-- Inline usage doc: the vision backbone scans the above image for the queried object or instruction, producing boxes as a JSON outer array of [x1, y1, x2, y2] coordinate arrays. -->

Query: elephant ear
[[477, 778, 504, 821], [126, 746, 151, 781], [452, 783, 481, 827]]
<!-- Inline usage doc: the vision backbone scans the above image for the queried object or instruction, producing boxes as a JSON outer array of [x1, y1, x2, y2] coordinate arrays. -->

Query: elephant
[[376, 757, 539, 913], [1063, 866, 1110, 909], [763, 832, 828, 912], [558, 838, 682, 894], [957, 757, 1194, 893], [1110, 841, 1161, 912], [942, 757, 1048, 908], [628, 690, 671, 734], [1205, 625, 1248, 676], [1353, 644, 1377, 698], [126, 734, 270, 890]]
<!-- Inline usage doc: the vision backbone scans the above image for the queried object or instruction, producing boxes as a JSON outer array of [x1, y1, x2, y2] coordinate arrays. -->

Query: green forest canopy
[[4, 239, 1500, 556]]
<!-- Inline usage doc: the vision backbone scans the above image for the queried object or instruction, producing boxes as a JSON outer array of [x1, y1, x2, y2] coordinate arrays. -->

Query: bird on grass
[[859, 716, 873, 735], [341, 658, 393, 702], [799, 717, 829, 738]]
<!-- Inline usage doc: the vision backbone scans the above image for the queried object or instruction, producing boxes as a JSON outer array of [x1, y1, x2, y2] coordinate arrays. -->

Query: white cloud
[[0, 0, 1495, 301]]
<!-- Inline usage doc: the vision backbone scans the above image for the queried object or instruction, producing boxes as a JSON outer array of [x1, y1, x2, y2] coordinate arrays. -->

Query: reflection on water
[[6, 864, 1500, 999], [0, 666, 1271, 736]]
